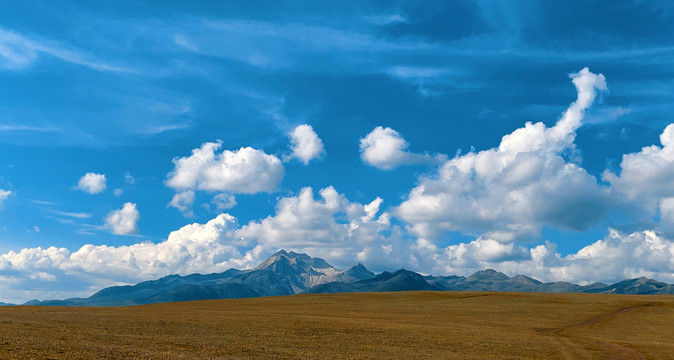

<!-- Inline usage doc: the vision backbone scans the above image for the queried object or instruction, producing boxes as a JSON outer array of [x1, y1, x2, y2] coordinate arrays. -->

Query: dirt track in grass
[[0, 291, 672, 359]]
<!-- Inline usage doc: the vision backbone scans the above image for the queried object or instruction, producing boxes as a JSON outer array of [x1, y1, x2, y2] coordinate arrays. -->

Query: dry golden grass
[[0, 291, 672, 359]]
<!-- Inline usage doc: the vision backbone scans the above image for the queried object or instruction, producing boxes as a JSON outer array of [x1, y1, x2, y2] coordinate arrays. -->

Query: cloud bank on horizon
[[2, 1, 674, 303]]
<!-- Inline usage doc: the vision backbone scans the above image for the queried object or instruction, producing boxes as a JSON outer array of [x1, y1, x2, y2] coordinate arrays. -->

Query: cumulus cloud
[[286, 124, 325, 165], [104, 202, 140, 235], [445, 237, 531, 266], [237, 186, 401, 268], [431, 229, 674, 285], [397, 68, 609, 243], [166, 141, 284, 194], [75, 172, 107, 194], [211, 193, 237, 210], [603, 123, 674, 226], [561, 229, 674, 283], [359, 126, 439, 170], [168, 190, 195, 217], [0, 214, 262, 302], [0, 189, 11, 206]]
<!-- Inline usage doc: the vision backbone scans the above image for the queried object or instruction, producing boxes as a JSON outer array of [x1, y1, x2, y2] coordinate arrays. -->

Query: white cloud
[[286, 124, 325, 165], [104, 202, 140, 235], [603, 123, 674, 226], [397, 68, 609, 243], [173, 34, 198, 52], [76, 173, 107, 194], [180, 19, 438, 72], [384, 66, 458, 97], [52, 210, 92, 219], [168, 190, 195, 217], [659, 198, 674, 228], [238, 187, 351, 248], [113, 189, 123, 196], [562, 229, 674, 283], [431, 229, 674, 285], [166, 141, 284, 194], [363, 197, 383, 222], [211, 193, 237, 210], [79, 214, 256, 278], [0, 27, 129, 72], [237, 186, 401, 268], [445, 237, 530, 265], [0, 214, 262, 303], [0, 189, 11, 206], [359, 126, 438, 170]]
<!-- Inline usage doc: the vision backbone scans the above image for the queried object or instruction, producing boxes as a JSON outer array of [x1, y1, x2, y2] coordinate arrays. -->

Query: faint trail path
[[600, 341, 646, 360], [544, 302, 657, 360], [546, 335, 593, 360], [555, 303, 655, 333]]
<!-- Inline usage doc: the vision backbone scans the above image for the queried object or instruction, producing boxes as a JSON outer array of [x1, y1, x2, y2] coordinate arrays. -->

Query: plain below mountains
[[26, 250, 674, 306]]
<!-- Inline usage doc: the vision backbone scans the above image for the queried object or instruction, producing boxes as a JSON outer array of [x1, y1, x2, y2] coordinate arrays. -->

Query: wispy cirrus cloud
[[0, 124, 60, 132], [51, 211, 92, 219], [0, 27, 130, 72]]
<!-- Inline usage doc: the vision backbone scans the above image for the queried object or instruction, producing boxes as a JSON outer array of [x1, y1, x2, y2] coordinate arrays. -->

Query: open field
[[0, 292, 672, 359]]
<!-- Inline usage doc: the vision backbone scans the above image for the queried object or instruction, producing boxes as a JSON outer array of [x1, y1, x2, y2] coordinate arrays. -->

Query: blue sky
[[2, 1, 674, 303]]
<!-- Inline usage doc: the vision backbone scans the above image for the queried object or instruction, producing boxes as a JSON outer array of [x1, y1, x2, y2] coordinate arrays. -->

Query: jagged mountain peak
[[345, 263, 371, 275], [254, 249, 333, 271], [509, 275, 542, 285], [467, 269, 510, 282]]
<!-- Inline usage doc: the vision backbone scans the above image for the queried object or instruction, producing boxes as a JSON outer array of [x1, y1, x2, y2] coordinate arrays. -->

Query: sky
[[2, 1, 674, 303]]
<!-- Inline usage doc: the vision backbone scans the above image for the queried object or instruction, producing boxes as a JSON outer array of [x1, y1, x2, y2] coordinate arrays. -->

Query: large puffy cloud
[[432, 229, 674, 285], [74, 214, 257, 279], [166, 141, 284, 194], [237, 186, 400, 268], [0, 189, 11, 206], [397, 68, 610, 242], [104, 202, 140, 235], [0, 214, 262, 303], [75, 172, 107, 194], [561, 229, 674, 283], [603, 123, 674, 226], [359, 126, 439, 170], [286, 124, 325, 165]]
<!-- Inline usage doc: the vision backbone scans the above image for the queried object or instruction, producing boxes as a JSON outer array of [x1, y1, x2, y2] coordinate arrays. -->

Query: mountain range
[[24, 250, 674, 306]]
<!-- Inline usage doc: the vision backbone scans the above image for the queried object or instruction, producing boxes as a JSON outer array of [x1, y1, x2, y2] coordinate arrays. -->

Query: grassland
[[0, 291, 672, 359]]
